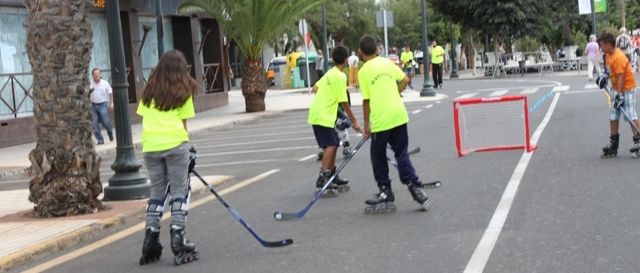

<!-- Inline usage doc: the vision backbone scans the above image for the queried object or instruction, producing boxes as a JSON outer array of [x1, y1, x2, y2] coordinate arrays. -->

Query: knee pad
[[170, 189, 191, 218], [146, 198, 166, 218]]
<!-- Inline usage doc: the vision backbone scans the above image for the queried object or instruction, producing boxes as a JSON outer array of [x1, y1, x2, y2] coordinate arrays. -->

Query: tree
[[25, 0, 103, 217], [178, 0, 325, 112]]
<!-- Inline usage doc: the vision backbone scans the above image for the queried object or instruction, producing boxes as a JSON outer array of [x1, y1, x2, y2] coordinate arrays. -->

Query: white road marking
[[412, 109, 423, 114], [425, 104, 434, 109], [198, 146, 317, 157], [463, 93, 561, 273], [298, 154, 317, 162], [191, 130, 309, 142], [519, 87, 539, 94], [194, 136, 315, 149], [584, 83, 599, 89], [22, 169, 280, 273], [436, 100, 442, 104], [564, 89, 603, 95], [488, 90, 508, 97], [456, 93, 479, 99], [552, 85, 570, 92]]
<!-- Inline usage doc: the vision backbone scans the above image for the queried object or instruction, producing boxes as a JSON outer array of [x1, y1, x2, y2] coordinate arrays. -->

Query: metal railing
[[0, 72, 33, 120]]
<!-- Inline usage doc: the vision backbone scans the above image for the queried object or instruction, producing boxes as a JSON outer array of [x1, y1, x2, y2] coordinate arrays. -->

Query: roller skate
[[342, 142, 352, 158], [631, 134, 640, 158], [601, 134, 619, 158], [331, 167, 350, 193], [170, 226, 199, 266], [408, 183, 432, 211], [364, 185, 396, 214], [139, 228, 162, 265], [316, 170, 338, 197], [316, 150, 324, 161]]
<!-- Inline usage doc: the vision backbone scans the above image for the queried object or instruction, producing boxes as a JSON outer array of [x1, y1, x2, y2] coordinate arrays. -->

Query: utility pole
[[420, 0, 436, 96]]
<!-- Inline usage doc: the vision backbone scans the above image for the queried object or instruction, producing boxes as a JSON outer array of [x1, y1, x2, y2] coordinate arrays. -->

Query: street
[[7, 74, 640, 273]]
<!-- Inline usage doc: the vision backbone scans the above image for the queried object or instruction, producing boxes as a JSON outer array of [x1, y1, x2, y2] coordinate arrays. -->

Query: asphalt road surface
[[9, 74, 640, 273]]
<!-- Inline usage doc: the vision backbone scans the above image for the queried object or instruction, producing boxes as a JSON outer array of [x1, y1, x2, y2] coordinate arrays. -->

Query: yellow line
[[22, 169, 280, 273]]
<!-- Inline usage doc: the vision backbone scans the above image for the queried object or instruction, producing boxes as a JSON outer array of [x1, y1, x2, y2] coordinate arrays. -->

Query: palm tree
[[178, 0, 325, 112], [25, 0, 103, 217]]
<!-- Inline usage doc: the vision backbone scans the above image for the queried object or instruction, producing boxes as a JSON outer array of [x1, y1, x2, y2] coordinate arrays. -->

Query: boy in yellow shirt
[[357, 35, 432, 214], [308, 46, 361, 197]]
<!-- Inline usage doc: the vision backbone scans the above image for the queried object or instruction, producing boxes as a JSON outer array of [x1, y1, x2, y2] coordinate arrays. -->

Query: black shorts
[[312, 125, 339, 148]]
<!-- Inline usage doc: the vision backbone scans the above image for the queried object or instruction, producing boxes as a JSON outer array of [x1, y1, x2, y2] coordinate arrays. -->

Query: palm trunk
[[241, 58, 268, 112], [25, 0, 102, 217]]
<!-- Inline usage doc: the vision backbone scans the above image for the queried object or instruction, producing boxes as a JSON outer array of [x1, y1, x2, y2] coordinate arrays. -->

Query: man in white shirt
[[89, 68, 114, 145]]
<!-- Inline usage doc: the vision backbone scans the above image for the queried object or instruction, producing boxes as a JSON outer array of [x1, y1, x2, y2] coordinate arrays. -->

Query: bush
[[515, 36, 539, 53]]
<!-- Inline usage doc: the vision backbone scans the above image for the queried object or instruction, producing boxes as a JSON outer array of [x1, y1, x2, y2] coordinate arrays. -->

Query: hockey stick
[[386, 147, 442, 189], [192, 170, 293, 248], [274, 137, 367, 221], [603, 86, 640, 133]]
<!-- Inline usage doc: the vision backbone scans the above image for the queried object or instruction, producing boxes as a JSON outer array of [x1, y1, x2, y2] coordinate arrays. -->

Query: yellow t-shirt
[[358, 56, 409, 133], [431, 45, 445, 64], [308, 67, 348, 128], [606, 48, 636, 92], [400, 51, 414, 68], [136, 96, 195, 152]]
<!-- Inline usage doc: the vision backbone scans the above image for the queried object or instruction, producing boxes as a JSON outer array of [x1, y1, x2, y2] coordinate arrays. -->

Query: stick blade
[[261, 238, 294, 248], [408, 147, 421, 155], [422, 180, 441, 189], [273, 211, 302, 221]]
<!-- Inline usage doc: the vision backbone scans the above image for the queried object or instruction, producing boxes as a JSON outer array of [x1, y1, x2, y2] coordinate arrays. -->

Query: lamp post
[[590, 0, 596, 35], [104, 0, 150, 200], [322, 3, 329, 71], [420, 0, 436, 97], [449, 22, 459, 78], [156, 0, 164, 57]]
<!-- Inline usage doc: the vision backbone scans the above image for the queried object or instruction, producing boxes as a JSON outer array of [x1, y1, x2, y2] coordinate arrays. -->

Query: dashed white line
[[412, 109, 423, 114], [488, 90, 508, 97], [456, 93, 479, 99], [584, 83, 599, 89], [298, 154, 317, 162], [519, 87, 539, 94], [552, 85, 570, 92], [425, 104, 434, 109], [198, 146, 317, 157]]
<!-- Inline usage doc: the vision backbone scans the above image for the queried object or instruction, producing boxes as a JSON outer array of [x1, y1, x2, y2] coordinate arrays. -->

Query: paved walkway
[[0, 74, 453, 271]]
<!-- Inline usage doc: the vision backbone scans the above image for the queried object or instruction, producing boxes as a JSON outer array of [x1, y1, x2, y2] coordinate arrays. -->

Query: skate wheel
[[421, 199, 432, 211]]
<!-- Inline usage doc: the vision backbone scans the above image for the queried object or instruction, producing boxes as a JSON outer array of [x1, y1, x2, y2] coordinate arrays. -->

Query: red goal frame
[[453, 95, 535, 157]]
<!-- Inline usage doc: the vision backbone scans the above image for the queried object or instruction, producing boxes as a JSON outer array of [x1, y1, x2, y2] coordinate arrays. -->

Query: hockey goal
[[453, 95, 535, 157]]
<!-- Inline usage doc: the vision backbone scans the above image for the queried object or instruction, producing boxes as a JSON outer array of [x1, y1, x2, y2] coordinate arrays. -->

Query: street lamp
[[104, 0, 150, 200], [420, 0, 436, 97], [156, 0, 164, 58], [449, 22, 459, 78]]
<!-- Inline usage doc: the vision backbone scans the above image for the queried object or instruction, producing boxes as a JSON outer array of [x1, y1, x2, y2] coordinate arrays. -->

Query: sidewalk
[[0, 84, 446, 271]]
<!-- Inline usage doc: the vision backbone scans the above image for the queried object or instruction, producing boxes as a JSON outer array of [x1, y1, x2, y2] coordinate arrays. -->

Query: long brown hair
[[141, 50, 198, 111]]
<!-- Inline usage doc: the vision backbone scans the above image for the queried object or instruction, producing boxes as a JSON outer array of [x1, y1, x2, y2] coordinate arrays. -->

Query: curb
[[0, 175, 232, 272]]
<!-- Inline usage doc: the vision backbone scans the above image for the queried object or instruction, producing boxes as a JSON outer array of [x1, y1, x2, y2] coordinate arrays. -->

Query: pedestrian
[[89, 68, 114, 145], [430, 40, 445, 88], [138, 50, 199, 266], [597, 32, 640, 158], [315, 49, 325, 79], [616, 27, 633, 62], [400, 45, 415, 89], [585, 34, 602, 81], [356, 35, 432, 214], [308, 45, 361, 197]]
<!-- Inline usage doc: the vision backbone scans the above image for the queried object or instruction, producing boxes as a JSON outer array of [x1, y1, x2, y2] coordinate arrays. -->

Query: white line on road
[[198, 146, 317, 157], [456, 93, 479, 99], [584, 83, 599, 89], [194, 136, 315, 149], [22, 169, 280, 273], [191, 130, 309, 142], [298, 154, 317, 162], [425, 104, 434, 109], [564, 89, 602, 95], [552, 85, 570, 92], [463, 93, 561, 273], [519, 87, 539, 94], [412, 109, 423, 114], [488, 90, 508, 97]]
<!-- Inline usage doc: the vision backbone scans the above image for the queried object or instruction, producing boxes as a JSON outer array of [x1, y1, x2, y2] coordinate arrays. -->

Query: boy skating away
[[308, 46, 361, 197], [357, 35, 431, 214], [597, 32, 640, 158]]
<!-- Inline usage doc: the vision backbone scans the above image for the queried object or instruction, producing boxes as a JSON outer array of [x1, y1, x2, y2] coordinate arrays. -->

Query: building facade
[[0, 0, 230, 148]]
